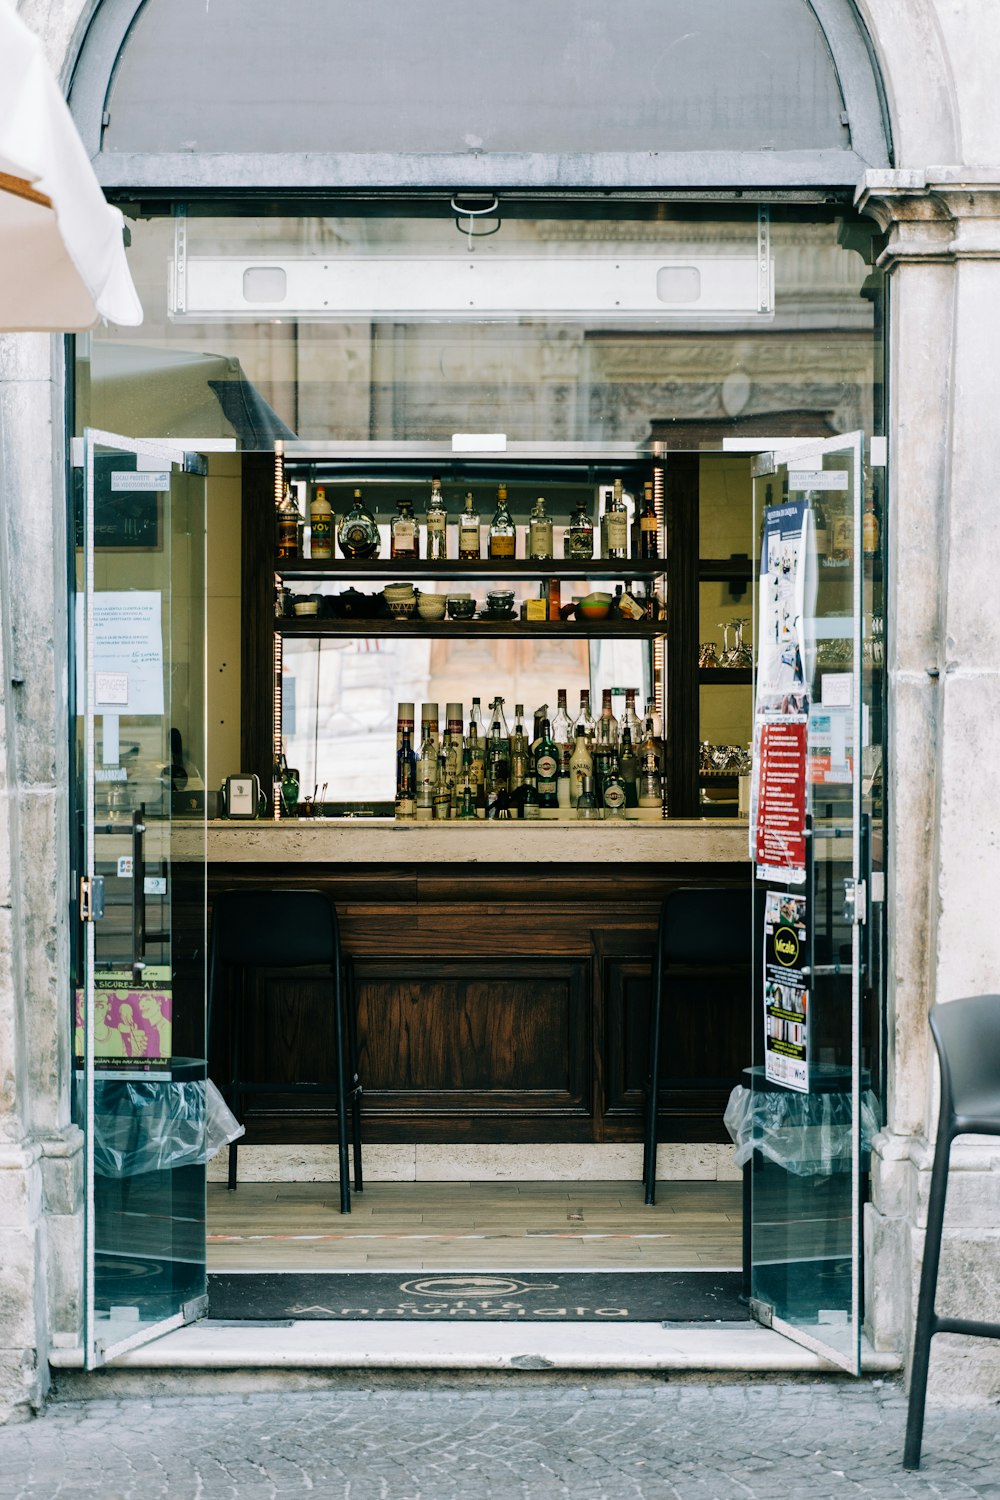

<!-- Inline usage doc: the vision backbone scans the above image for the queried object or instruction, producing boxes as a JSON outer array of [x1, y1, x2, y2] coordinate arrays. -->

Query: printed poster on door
[[74, 967, 172, 1072], [763, 890, 810, 1092], [750, 497, 812, 883]]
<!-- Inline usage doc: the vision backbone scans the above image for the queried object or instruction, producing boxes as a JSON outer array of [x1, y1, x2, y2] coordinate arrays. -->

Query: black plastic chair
[[208, 887, 363, 1213], [643, 884, 752, 1205], [904, 993, 1000, 1469]]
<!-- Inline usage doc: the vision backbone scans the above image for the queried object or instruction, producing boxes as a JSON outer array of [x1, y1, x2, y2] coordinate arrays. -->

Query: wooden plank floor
[[207, 1180, 743, 1272]]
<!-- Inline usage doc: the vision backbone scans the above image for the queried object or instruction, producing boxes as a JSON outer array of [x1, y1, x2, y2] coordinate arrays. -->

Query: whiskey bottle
[[862, 475, 880, 557], [528, 497, 553, 561], [309, 484, 334, 560], [521, 772, 540, 820], [426, 475, 447, 561], [390, 496, 419, 560], [638, 717, 663, 810], [458, 491, 481, 561], [565, 496, 594, 560], [568, 725, 593, 809], [601, 479, 629, 561], [488, 482, 516, 560], [619, 727, 639, 809], [510, 704, 530, 802], [395, 728, 416, 820], [534, 718, 560, 814], [338, 488, 380, 560], [276, 482, 302, 561], [638, 481, 659, 559]]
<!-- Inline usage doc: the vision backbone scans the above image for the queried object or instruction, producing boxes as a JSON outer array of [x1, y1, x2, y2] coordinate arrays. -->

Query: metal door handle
[[131, 806, 146, 981]]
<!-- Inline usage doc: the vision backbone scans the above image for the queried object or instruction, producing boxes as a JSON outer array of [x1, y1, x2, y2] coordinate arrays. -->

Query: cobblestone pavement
[[1, 1379, 999, 1499]]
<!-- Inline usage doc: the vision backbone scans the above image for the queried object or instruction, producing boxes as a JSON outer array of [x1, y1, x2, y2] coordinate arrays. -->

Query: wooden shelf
[[698, 668, 754, 686], [276, 558, 666, 581], [277, 618, 666, 640]]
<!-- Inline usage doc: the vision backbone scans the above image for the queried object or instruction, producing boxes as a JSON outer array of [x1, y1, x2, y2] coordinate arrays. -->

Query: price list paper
[[755, 719, 808, 881]]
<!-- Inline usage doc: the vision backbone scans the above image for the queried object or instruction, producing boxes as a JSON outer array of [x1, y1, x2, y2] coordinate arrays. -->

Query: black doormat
[[207, 1270, 749, 1322]]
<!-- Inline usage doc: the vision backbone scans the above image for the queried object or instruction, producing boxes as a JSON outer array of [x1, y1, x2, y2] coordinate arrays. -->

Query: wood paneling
[[205, 862, 750, 1147]]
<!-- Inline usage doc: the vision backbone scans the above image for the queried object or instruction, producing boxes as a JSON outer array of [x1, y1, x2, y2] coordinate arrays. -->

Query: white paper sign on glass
[[77, 591, 165, 716]]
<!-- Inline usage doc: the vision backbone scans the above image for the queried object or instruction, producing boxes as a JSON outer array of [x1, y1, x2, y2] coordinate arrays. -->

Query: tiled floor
[[207, 1179, 743, 1272]]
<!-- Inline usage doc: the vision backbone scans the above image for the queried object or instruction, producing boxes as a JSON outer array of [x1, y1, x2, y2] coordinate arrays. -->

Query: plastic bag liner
[[75, 1077, 244, 1177], [724, 1083, 880, 1177]]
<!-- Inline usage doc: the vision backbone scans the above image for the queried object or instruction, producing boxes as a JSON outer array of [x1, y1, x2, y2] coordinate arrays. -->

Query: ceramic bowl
[[577, 592, 613, 621], [293, 599, 320, 617], [417, 595, 447, 620], [387, 598, 417, 618], [486, 590, 516, 611], [447, 596, 477, 620]]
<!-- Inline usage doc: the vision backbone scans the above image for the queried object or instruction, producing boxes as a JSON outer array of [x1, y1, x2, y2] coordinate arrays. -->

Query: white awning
[[0, 5, 142, 331]]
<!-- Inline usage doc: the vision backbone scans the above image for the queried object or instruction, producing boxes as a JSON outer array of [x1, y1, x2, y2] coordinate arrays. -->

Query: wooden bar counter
[[183, 819, 751, 1150]]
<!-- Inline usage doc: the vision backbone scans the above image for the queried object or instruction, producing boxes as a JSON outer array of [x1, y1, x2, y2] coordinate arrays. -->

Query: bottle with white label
[[569, 726, 593, 809], [426, 475, 447, 560], [458, 491, 482, 561], [309, 484, 334, 560], [600, 480, 629, 561], [528, 497, 553, 560], [534, 718, 560, 816], [390, 497, 419, 560], [602, 751, 627, 819]]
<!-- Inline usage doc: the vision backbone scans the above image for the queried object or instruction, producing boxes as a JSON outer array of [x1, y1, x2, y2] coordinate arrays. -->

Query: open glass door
[[76, 429, 208, 1368], [748, 431, 871, 1374]]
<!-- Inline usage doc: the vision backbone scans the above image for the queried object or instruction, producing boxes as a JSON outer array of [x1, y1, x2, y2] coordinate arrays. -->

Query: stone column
[[857, 170, 1000, 1394], [0, 331, 82, 1421]]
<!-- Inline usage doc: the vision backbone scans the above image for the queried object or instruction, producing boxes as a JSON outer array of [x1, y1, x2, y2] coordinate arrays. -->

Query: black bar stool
[[643, 884, 752, 1206], [904, 993, 1000, 1469], [208, 887, 363, 1213]]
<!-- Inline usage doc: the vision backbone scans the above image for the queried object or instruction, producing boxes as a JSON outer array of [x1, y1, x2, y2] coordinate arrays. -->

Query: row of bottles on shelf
[[393, 688, 665, 822], [276, 476, 661, 565], [766, 481, 880, 566]]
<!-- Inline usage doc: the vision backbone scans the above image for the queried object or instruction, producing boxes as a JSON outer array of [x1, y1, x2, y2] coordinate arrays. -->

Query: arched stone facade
[[3, 0, 1000, 1421]]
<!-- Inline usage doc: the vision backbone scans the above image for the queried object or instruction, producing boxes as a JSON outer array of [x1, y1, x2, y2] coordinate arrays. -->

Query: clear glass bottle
[[458, 490, 481, 561], [602, 751, 627, 819], [338, 487, 380, 560], [575, 688, 597, 747], [621, 688, 643, 747], [600, 478, 629, 561], [638, 481, 659, 559], [395, 728, 416, 820], [457, 751, 476, 819], [487, 696, 510, 759], [426, 474, 447, 561], [488, 482, 516, 560], [638, 717, 663, 809], [390, 496, 419, 560], [528, 496, 553, 560], [576, 774, 598, 819], [534, 718, 560, 813], [510, 704, 530, 800], [569, 726, 593, 809], [433, 751, 452, 820], [550, 687, 573, 776], [565, 496, 594, 560], [487, 723, 510, 803], [469, 696, 487, 743], [416, 726, 438, 820], [597, 687, 619, 748]]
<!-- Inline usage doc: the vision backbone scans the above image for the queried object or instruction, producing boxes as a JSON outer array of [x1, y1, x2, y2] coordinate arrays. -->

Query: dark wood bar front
[[199, 831, 750, 1150]]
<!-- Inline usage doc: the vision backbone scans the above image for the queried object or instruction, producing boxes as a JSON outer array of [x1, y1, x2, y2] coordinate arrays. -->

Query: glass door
[[76, 429, 208, 1369], [748, 431, 872, 1374]]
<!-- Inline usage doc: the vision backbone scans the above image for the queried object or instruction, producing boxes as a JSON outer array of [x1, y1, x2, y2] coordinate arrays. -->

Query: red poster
[[755, 719, 808, 884]]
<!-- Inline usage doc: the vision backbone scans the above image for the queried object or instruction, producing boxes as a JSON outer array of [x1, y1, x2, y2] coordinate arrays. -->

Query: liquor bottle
[[420, 702, 440, 754], [565, 496, 594, 560], [639, 481, 659, 559], [602, 751, 627, 819], [416, 725, 437, 820], [486, 723, 509, 810], [638, 717, 663, 810], [444, 702, 464, 811], [494, 787, 512, 820], [488, 482, 516, 560], [550, 688, 573, 776], [396, 702, 415, 754], [619, 727, 639, 809], [528, 497, 553, 561], [457, 752, 476, 819], [601, 479, 629, 561], [458, 491, 482, 561], [487, 696, 510, 760], [597, 687, 619, 748], [338, 487, 380, 560], [521, 772, 540, 820], [395, 728, 416, 820], [390, 496, 419, 559], [862, 475, 880, 557], [621, 688, 643, 747], [307, 484, 333, 560], [469, 696, 487, 743], [276, 482, 302, 561], [510, 704, 530, 803], [575, 688, 597, 747], [433, 751, 452, 820], [643, 697, 664, 763], [569, 725, 593, 809], [466, 718, 486, 800], [426, 474, 447, 561], [534, 718, 560, 814], [576, 774, 598, 819]]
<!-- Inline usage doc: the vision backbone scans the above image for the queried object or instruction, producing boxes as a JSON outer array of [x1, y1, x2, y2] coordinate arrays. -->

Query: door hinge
[[80, 875, 105, 922], [843, 877, 867, 925]]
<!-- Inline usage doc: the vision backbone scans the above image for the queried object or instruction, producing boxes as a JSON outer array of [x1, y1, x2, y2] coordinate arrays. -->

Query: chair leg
[[643, 915, 666, 1206], [227, 990, 242, 1193], [904, 1125, 953, 1470], [227, 1137, 238, 1191], [345, 958, 363, 1193], [332, 962, 351, 1214]]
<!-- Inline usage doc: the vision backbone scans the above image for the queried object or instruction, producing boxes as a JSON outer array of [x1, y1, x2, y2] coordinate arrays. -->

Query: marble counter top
[[172, 817, 750, 865]]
